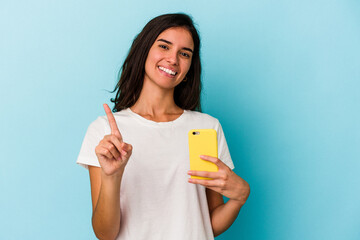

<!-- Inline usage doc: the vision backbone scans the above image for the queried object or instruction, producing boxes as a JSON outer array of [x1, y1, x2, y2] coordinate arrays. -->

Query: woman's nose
[[166, 51, 179, 65]]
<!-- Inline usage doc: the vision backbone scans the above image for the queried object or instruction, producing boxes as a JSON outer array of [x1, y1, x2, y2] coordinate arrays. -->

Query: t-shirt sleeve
[[76, 117, 108, 169], [215, 120, 235, 170]]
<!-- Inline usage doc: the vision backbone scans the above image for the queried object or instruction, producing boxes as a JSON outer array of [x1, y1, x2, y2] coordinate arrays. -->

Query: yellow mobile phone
[[188, 129, 218, 179]]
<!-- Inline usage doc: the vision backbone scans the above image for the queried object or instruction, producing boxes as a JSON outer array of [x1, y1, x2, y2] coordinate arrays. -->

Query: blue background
[[1, 0, 359, 239]]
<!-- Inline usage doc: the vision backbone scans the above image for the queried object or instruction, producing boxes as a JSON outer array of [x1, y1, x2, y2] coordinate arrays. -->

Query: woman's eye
[[180, 52, 190, 58], [159, 45, 168, 50]]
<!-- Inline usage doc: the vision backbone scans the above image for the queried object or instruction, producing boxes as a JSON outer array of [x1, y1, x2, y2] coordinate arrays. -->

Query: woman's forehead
[[155, 27, 194, 49]]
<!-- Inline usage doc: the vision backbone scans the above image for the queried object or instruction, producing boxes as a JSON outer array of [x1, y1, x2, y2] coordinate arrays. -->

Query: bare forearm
[[210, 199, 244, 237], [92, 172, 122, 240], [188, 156, 250, 237]]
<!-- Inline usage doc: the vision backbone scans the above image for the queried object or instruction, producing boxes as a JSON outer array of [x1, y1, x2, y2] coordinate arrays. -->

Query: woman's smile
[[158, 66, 178, 77]]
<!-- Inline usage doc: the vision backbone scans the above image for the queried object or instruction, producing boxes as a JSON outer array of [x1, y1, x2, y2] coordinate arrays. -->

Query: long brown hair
[[111, 13, 202, 112]]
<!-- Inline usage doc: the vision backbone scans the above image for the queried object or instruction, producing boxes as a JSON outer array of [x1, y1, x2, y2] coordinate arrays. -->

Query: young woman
[[77, 13, 250, 240]]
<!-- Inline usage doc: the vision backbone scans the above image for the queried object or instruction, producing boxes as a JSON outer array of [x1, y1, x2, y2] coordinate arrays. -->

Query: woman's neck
[[130, 79, 183, 120]]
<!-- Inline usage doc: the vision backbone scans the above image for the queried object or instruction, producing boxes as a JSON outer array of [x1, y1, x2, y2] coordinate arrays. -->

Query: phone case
[[188, 129, 218, 180]]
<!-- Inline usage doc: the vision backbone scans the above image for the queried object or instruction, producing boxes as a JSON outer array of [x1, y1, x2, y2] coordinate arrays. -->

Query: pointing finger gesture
[[103, 103, 123, 140], [94, 104, 133, 176]]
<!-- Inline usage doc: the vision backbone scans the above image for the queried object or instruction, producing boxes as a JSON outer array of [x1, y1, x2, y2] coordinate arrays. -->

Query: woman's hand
[[188, 155, 250, 205], [95, 104, 133, 177]]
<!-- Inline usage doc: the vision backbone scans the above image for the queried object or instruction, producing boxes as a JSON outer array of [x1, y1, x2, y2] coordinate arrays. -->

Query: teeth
[[159, 66, 176, 76]]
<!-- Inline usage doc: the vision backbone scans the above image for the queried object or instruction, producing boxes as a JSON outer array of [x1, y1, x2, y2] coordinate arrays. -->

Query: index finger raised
[[103, 103, 122, 140]]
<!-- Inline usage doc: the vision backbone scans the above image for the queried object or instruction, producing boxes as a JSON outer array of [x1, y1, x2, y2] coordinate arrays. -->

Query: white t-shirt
[[77, 108, 234, 240]]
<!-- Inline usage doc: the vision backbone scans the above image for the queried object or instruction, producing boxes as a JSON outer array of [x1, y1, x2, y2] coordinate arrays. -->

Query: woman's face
[[144, 27, 194, 90]]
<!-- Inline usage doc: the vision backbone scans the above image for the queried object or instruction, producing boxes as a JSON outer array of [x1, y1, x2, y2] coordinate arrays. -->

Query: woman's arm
[[88, 104, 133, 240], [189, 155, 250, 237], [206, 189, 246, 237], [89, 166, 123, 240]]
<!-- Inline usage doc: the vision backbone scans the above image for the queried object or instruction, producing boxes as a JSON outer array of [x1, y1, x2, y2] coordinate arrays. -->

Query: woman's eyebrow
[[157, 39, 193, 53]]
